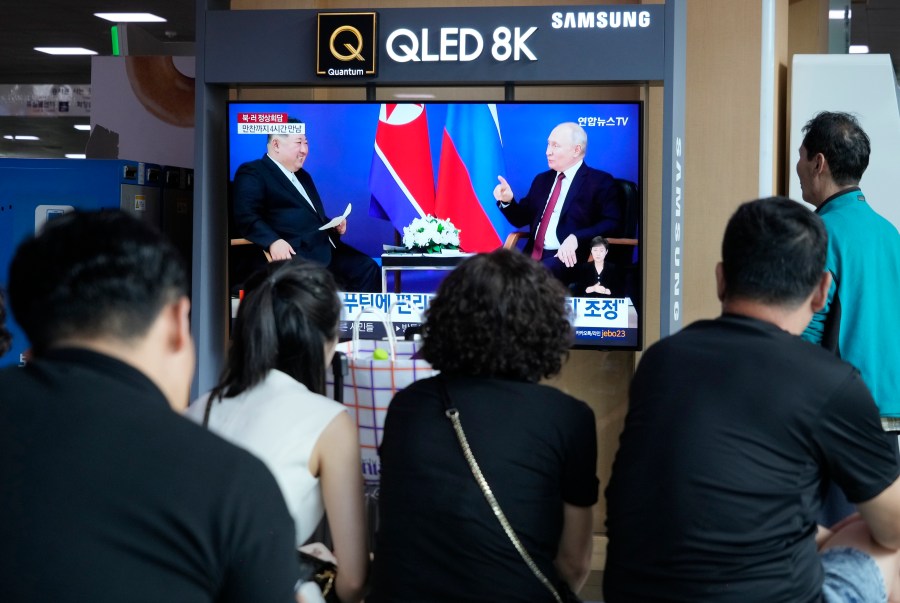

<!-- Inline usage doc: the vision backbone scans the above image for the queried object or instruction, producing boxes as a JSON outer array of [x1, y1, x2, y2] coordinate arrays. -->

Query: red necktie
[[531, 172, 565, 260]]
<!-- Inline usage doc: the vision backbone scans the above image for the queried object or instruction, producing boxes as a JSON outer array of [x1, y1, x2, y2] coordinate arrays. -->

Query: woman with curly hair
[[369, 249, 598, 603]]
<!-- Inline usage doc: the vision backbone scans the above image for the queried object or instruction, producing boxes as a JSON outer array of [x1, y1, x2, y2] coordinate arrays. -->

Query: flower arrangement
[[402, 215, 461, 254]]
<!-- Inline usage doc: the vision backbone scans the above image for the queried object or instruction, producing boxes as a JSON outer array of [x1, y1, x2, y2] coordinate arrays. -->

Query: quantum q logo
[[330, 26, 364, 61], [317, 12, 378, 77]]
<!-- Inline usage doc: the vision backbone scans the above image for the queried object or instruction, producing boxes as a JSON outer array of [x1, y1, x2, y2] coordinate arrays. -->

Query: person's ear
[[715, 262, 726, 302], [166, 296, 192, 353], [811, 271, 832, 313], [814, 153, 827, 176]]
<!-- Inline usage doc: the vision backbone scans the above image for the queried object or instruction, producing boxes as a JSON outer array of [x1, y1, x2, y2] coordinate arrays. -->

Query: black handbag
[[297, 550, 338, 602]]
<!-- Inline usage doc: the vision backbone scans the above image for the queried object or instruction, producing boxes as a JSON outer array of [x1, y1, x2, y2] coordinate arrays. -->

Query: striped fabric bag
[[326, 309, 437, 484]]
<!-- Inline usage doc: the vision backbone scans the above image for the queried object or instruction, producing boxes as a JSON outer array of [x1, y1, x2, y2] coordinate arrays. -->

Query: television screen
[[227, 101, 642, 349]]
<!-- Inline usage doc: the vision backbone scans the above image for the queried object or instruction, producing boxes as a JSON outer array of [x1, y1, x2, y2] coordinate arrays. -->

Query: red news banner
[[236, 113, 305, 135]]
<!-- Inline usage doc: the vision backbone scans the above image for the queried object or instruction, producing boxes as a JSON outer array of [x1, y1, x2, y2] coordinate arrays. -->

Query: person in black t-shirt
[[0, 211, 300, 603], [369, 249, 598, 603], [605, 197, 900, 603]]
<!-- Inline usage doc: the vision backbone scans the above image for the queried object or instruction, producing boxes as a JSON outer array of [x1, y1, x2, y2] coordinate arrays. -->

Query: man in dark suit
[[494, 121, 622, 283], [233, 119, 380, 292]]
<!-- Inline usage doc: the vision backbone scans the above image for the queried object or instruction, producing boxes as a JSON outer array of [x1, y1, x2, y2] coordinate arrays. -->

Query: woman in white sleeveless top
[[186, 261, 367, 603]]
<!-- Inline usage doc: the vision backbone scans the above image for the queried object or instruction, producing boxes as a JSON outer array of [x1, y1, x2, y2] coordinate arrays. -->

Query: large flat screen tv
[[227, 101, 642, 349]]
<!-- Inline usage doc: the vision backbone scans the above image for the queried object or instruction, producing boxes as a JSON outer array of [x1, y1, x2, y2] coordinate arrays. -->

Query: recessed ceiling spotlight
[[94, 13, 166, 23], [35, 47, 97, 55]]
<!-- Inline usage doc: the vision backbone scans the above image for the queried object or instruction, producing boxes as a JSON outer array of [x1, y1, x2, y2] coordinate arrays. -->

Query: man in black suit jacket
[[233, 120, 380, 292], [495, 122, 622, 283]]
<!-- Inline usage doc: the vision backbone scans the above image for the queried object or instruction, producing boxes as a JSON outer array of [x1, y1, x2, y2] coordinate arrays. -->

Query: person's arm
[[233, 163, 284, 250], [313, 411, 369, 603], [497, 175, 540, 228], [801, 272, 836, 344], [857, 476, 900, 549], [556, 397, 599, 594], [554, 503, 593, 592], [570, 175, 623, 244], [221, 456, 301, 603]]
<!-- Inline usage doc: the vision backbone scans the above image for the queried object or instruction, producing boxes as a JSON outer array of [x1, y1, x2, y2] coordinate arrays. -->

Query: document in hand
[[319, 203, 352, 230]]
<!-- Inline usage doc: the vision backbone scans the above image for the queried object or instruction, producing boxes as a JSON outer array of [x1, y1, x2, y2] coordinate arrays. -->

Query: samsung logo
[[551, 10, 651, 29]]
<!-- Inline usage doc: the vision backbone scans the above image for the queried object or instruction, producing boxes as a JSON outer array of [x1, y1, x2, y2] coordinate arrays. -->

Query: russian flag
[[434, 104, 514, 252], [368, 104, 435, 231]]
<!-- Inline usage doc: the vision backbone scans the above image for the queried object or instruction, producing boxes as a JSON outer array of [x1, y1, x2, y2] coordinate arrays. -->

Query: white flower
[[403, 215, 461, 251]]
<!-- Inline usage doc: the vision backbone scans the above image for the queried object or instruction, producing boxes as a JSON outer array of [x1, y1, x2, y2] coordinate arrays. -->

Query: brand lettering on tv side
[[672, 136, 683, 322], [551, 10, 651, 29], [385, 26, 536, 63]]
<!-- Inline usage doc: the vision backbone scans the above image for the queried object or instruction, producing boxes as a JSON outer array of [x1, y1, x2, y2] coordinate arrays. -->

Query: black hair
[[590, 236, 610, 250], [801, 111, 870, 185], [421, 248, 573, 382], [0, 289, 11, 358], [721, 197, 827, 307], [209, 259, 341, 402], [8, 211, 187, 355], [267, 116, 304, 144]]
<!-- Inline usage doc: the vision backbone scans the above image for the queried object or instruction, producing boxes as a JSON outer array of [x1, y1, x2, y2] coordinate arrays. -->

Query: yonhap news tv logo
[[317, 12, 378, 77]]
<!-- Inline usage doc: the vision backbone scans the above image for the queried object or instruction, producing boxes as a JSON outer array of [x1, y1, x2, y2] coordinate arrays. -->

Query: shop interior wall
[[786, 0, 830, 185], [681, 0, 828, 329]]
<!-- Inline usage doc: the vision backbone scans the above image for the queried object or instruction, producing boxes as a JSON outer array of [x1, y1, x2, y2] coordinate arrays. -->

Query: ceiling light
[[393, 93, 437, 99], [4, 135, 40, 141], [65, 154, 87, 159], [2, 135, 11, 140], [34, 47, 97, 55], [849, 45, 870, 54], [95, 13, 166, 23], [829, 9, 851, 19], [73, 124, 91, 131]]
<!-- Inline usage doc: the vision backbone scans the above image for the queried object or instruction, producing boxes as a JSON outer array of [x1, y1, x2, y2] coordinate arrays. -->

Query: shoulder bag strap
[[437, 377, 563, 603]]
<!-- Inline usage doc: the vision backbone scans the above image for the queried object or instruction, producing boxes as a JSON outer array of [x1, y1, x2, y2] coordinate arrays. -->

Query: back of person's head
[[801, 111, 870, 185], [212, 259, 340, 401], [422, 248, 573, 382], [721, 197, 827, 308], [0, 290, 11, 358], [8, 211, 188, 356]]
